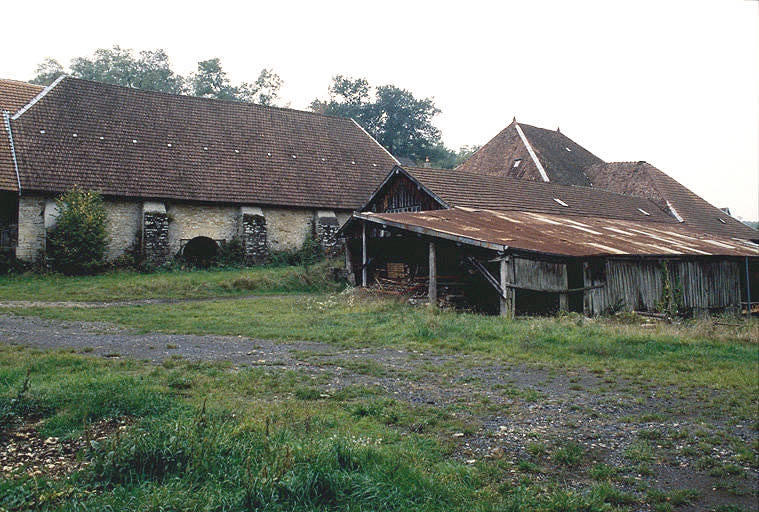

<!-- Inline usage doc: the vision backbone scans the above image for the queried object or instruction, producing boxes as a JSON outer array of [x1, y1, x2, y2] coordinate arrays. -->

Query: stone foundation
[[14, 193, 352, 264]]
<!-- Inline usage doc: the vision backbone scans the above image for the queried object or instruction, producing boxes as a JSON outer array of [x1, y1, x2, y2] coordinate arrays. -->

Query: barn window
[[512, 159, 522, 168], [717, 218, 727, 224], [565, 147, 572, 152]]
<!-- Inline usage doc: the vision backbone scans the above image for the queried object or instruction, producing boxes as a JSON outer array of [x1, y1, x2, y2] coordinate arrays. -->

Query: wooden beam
[[362, 223, 368, 287], [500, 258, 515, 318], [428, 241, 437, 307]]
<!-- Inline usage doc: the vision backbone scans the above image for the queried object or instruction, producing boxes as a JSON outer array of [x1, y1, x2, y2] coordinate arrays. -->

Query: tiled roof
[[0, 79, 44, 192], [457, 121, 603, 186], [459, 120, 758, 241], [585, 162, 758, 240], [403, 166, 676, 224], [10, 77, 397, 209]]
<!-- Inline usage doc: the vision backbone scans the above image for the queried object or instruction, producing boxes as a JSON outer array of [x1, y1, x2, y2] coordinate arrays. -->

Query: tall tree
[[312, 76, 458, 166], [190, 58, 238, 100], [66, 47, 185, 93], [30, 58, 65, 86], [30, 47, 281, 105]]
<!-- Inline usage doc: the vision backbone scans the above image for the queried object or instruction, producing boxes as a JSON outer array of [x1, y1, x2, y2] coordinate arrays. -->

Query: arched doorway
[[182, 236, 218, 267]]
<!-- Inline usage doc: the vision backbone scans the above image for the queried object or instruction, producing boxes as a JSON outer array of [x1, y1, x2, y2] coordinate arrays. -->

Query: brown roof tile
[[585, 161, 758, 240], [457, 121, 603, 186], [10, 77, 397, 209], [0, 79, 44, 192], [403, 166, 676, 223]]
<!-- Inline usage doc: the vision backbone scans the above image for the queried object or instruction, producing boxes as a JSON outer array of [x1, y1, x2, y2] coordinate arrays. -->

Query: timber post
[[362, 223, 368, 287], [500, 257, 515, 318], [428, 241, 437, 307]]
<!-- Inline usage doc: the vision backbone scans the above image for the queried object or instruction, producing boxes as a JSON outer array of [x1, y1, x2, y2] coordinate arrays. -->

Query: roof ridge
[[59, 76, 359, 123], [11, 75, 66, 120], [2, 111, 21, 192], [514, 122, 549, 182]]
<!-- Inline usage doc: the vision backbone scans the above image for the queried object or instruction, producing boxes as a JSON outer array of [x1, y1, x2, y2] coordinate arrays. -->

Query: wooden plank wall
[[583, 258, 741, 315], [513, 257, 567, 290]]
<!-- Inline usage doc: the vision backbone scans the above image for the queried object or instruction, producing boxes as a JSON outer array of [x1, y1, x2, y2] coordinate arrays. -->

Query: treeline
[[31, 47, 476, 168]]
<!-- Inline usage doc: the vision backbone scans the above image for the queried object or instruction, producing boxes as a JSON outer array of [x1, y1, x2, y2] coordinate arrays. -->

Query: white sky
[[3, 0, 758, 220]]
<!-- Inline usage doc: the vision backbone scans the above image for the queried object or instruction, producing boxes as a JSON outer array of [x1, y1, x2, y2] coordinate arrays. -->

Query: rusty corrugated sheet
[[355, 207, 759, 257]]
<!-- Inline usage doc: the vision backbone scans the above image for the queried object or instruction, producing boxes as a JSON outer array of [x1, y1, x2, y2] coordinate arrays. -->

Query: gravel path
[[0, 293, 307, 309], [1, 313, 756, 510]]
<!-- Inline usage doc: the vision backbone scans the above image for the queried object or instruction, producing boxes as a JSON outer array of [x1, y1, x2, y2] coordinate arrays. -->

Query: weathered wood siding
[[513, 257, 567, 290], [583, 258, 742, 315], [367, 173, 442, 213]]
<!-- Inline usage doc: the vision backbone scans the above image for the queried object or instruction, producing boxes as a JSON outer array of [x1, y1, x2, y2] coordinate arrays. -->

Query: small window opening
[[565, 147, 572, 152], [718, 218, 727, 224], [512, 159, 522, 168]]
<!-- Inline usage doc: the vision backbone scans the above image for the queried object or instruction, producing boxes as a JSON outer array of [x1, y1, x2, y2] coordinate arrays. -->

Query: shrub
[[214, 237, 246, 267], [269, 234, 323, 267], [0, 250, 27, 275], [46, 189, 109, 275]]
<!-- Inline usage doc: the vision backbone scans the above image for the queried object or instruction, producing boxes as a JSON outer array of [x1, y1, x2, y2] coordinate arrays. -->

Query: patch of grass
[[552, 440, 584, 467], [0, 260, 344, 302], [625, 440, 655, 464], [0, 346, 497, 511], [587, 462, 619, 481], [13, 294, 757, 407]]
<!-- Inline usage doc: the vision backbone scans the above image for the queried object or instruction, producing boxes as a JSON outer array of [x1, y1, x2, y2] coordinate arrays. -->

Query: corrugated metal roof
[[354, 207, 759, 257]]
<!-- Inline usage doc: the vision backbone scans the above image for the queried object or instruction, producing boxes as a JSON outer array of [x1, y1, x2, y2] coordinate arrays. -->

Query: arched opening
[[183, 236, 218, 267]]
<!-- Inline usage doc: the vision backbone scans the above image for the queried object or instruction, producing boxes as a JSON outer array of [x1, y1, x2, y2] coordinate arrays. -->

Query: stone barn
[[0, 76, 398, 263]]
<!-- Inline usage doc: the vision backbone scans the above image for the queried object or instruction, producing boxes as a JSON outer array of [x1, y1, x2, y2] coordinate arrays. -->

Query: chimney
[[557, 126, 561, 133], [424, 156, 430, 168]]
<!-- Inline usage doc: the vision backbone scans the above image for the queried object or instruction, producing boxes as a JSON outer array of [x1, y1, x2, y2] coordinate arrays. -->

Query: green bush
[[0, 250, 27, 275], [269, 234, 323, 267], [46, 189, 109, 275]]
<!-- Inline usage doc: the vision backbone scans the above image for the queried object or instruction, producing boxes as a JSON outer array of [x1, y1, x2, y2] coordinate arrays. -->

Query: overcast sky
[[3, 0, 758, 220]]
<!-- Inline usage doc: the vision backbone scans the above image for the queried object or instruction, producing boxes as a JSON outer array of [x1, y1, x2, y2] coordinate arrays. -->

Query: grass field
[[1, 269, 757, 511], [0, 261, 343, 302]]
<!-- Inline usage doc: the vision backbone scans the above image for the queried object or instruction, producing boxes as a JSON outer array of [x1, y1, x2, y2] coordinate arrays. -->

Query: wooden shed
[[341, 167, 759, 317]]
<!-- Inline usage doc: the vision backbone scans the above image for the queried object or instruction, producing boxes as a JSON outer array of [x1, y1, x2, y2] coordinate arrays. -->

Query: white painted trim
[[11, 75, 66, 120], [351, 118, 401, 166], [515, 123, 549, 182], [665, 201, 684, 222], [2, 111, 22, 192]]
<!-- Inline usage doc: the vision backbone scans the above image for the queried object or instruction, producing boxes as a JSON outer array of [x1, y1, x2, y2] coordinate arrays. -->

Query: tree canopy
[[30, 46, 282, 105], [311, 76, 475, 168]]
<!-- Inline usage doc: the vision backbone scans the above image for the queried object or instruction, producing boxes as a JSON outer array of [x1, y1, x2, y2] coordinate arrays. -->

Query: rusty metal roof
[[354, 207, 759, 257]]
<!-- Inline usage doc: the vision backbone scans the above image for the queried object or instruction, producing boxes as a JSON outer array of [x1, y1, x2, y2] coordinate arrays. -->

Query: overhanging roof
[[352, 207, 759, 258]]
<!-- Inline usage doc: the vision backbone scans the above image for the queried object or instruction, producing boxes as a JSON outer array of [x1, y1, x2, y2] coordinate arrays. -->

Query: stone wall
[[14, 193, 354, 263], [264, 208, 313, 251], [16, 195, 45, 261], [105, 201, 141, 260], [167, 203, 239, 257]]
